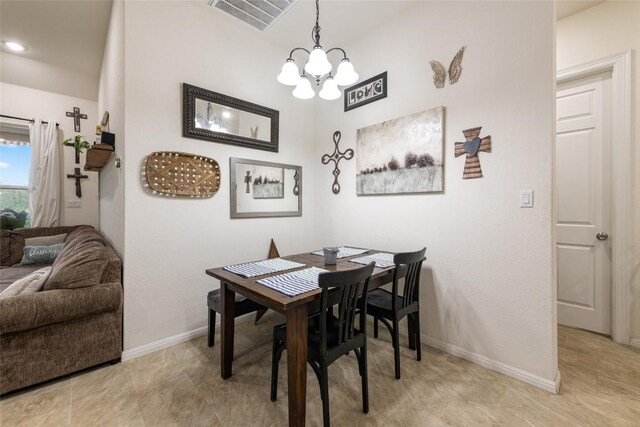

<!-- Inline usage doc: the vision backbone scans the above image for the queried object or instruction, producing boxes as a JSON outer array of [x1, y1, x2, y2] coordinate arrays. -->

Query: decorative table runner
[[257, 267, 328, 296], [311, 247, 368, 259], [223, 258, 305, 278], [349, 252, 395, 268]]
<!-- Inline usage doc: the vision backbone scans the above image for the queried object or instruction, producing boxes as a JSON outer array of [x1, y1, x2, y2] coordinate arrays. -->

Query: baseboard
[[630, 338, 640, 349], [421, 334, 561, 394], [394, 323, 560, 394], [121, 312, 255, 362]]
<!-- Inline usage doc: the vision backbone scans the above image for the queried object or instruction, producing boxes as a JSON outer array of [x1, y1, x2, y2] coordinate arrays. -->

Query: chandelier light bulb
[[277, 59, 301, 86], [292, 75, 315, 99], [334, 58, 359, 86], [319, 76, 341, 100], [304, 47, 332, 77]]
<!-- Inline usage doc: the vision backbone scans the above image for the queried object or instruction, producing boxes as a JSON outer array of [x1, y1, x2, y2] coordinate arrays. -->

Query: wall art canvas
[[356, 107, 444, 195], [344, 72, 387, 112]]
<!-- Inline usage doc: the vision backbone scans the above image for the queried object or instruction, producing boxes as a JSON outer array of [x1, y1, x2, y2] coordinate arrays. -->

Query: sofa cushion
[[0, 231, 25, 266], [24, 233, 67, 248], [0, 265, 49, 291], [1, 226, 79, 267], [44, 240, 109, 290], [0, 267, 51, 298], [20, 243, 65, 265]]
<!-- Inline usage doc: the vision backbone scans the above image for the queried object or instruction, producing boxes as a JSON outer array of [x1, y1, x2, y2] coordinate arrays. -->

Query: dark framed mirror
[[182, 83, 279, 152]]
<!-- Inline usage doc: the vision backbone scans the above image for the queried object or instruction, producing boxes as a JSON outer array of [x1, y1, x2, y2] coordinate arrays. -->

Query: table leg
[[286, 306, 308, 427], [220, 282, 235, 379], [407, 314, 416, 350]]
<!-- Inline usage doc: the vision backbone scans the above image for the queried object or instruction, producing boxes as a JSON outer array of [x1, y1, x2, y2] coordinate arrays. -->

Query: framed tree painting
[[230, 158, 302, 218], [356, 106, 444, 195]]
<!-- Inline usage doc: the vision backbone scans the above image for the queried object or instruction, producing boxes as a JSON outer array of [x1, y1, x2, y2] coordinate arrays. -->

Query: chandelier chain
[[311, 0, 321, 46]]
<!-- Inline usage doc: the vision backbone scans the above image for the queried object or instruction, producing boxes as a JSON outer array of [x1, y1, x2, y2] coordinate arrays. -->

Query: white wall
[[98, 0, 125, 258], [1, 53, 99, 101], [0, 82, 99, 229], [313, 1, 557, 384], [122, 1, 316, 350], [557, 0, 639, 343]]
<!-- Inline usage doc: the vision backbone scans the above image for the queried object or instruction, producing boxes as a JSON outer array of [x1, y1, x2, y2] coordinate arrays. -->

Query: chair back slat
[[392, 248, 426, 309], [318, 262, 375, 353]]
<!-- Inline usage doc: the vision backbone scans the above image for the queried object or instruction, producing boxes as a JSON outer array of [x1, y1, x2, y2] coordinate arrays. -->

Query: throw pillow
[[0, 267, 52, 298], [24, 233, 67, 248], [20, 243, 65, 265], [44, 240, 109, 290]]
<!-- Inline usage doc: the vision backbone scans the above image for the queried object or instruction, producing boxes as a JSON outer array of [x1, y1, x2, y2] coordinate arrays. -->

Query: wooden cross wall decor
[[66, 107, 88, 132], [67, 168, 89, 198], [63, 142, 81, 164], [244, 171, 252, 193], [321, 131, 354, 194], [454, 126, 492, 179]]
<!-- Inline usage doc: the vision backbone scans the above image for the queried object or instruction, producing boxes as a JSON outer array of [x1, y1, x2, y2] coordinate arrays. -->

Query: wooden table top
[[205, 249, 396, 312]]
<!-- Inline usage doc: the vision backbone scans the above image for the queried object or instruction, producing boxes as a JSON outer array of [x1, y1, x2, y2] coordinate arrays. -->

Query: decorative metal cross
[[66, 107, 88, 132], [244, 171, 252, 193], [292, 170, 300, 196], [321, 131, 354, 194], [454, 126, 492, 179], [67, 168, 89, 198]]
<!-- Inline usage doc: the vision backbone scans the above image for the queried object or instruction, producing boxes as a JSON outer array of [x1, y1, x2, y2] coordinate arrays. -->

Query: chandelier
[[277, 0, 359, 100]]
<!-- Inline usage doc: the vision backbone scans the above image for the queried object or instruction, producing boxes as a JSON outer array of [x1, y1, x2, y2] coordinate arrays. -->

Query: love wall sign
[[344, 72, 388, 112]]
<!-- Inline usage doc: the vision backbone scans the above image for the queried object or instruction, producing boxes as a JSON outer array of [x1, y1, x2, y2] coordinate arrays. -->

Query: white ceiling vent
[[209, 0, 298, 31]]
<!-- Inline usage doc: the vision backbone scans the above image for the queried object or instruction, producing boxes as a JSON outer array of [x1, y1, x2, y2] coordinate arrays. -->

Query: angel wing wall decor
[[429, 46, 466, 88]]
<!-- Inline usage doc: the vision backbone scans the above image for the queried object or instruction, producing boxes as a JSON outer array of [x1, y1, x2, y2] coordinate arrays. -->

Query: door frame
[[556, 50, 632, 345]]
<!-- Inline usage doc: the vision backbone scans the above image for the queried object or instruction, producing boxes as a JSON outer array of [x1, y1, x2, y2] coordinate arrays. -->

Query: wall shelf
[[84, 143, 114, 172]]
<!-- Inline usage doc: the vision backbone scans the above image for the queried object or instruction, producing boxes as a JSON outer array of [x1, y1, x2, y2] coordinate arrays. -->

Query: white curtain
[[29, 119, 60, 227]]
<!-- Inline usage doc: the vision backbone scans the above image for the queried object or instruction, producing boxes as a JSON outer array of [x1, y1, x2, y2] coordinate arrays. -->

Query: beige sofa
[[0, 225, 122, 395]]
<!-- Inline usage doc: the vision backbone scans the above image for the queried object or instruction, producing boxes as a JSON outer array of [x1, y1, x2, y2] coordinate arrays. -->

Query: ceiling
[[0, 0, 607, 81], [0, 0, 113, 77], [556, 0, 606, 20], [201, 0, 415, 50]]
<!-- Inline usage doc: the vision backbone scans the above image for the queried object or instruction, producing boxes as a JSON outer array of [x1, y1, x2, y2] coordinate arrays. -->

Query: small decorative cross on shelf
[[454, 126, 492, 179], [244, 171, 252, 193], [67, 168, 89, 198], [66, 107, 87, 132], [321, 131, 354, 194]]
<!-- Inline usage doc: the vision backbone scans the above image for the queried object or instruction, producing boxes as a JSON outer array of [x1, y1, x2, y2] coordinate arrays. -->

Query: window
[[0, 123, 31, 229]]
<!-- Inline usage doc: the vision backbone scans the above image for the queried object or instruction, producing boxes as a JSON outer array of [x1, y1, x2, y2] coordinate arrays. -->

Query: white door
[[556, 72, 612, 335]]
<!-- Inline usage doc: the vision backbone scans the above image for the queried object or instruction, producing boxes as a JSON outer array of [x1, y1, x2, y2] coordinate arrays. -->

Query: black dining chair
[[365, 248, 426, 379], [270, 262, 376, 427], [207, 290, 266, 347]]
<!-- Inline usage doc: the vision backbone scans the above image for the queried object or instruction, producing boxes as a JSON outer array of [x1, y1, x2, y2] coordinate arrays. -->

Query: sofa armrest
[[0, 282, 122, 335]]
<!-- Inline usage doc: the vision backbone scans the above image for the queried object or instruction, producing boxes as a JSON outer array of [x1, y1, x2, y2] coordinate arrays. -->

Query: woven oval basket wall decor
[[145, 151, 220, 197]]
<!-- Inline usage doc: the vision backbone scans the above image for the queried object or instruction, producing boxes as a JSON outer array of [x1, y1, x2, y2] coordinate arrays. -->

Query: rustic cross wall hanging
[[66, 107, 87, 132], [321, 131, 353, 194], [63, 142, 81, 164], [67, 168, 89, 197], [454, 126, 492, 179]]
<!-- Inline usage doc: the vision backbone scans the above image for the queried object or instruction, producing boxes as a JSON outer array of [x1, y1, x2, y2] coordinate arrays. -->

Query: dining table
[[205, 248, 409, 427]]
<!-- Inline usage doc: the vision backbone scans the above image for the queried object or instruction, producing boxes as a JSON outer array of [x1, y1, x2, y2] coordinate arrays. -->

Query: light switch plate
[[66, 200, 81, 208], [520, 190, 534, 208]]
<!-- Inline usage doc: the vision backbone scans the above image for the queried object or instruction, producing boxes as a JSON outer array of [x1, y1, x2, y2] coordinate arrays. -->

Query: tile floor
[[1, 315, 639, 426]]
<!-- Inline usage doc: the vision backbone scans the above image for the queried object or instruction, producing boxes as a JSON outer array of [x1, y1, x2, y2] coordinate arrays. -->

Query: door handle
[[596, 232, 609, 241]]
